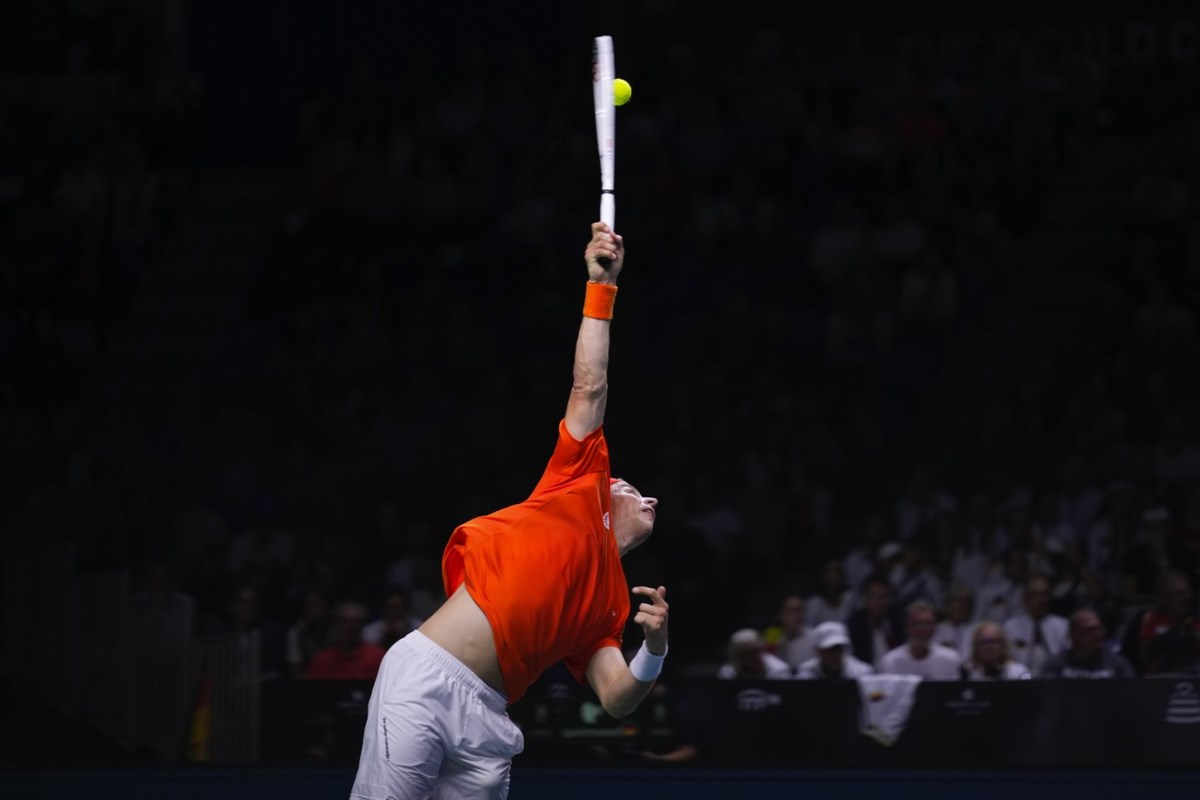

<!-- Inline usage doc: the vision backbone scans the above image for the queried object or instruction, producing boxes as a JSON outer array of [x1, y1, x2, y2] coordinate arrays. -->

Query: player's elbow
[[596, 681, 638, 719], [602, 698, 637, 720]]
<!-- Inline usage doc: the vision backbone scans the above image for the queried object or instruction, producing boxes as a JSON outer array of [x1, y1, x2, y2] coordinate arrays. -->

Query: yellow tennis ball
[[613, 78, 632, 106]]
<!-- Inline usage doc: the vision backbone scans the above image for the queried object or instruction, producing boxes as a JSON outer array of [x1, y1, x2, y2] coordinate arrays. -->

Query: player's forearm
[[565, 315, 610, 439], [573, 316, 610, 395]]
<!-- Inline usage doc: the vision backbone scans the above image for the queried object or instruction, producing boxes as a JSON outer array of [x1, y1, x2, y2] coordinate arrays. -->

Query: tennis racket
[[592, 35, 616, 266]]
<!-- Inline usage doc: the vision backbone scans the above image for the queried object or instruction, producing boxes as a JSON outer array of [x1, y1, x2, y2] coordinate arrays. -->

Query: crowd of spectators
[[4, 3, 1200, 760]]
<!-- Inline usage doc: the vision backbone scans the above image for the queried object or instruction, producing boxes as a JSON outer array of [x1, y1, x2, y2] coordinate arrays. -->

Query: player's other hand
[[585, 222, 624, 284], [632, 585, 668, 655]]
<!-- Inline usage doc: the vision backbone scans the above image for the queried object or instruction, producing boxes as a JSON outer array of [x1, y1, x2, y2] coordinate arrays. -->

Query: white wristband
[[629, 641, 667, 682]]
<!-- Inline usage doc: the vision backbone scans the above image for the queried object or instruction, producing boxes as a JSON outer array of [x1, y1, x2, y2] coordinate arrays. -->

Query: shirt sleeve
[[534, 420, 611, 489], [562, 627, 624, 686]]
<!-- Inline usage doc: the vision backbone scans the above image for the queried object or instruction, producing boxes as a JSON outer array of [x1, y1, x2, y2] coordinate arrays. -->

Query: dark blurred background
[[4, 0, 1200, 768]]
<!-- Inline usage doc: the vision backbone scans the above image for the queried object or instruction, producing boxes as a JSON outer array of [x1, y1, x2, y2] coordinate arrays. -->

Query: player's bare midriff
[[418, 584, 507, 696]]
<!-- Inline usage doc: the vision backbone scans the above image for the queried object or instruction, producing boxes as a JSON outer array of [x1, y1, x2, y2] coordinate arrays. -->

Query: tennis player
[[349, 222, 668, 800]]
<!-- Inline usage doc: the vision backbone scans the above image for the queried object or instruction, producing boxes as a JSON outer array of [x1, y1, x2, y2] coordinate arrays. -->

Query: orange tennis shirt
[[442, 420, 629, 705]]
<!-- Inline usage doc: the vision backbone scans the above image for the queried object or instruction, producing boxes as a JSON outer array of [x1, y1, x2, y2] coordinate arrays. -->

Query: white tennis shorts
[[349, 631, 524, 800]]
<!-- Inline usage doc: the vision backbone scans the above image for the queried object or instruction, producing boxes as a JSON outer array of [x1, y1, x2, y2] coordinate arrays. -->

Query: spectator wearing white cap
[[717, 628, 795, 679], [797, 622, 874, 679]]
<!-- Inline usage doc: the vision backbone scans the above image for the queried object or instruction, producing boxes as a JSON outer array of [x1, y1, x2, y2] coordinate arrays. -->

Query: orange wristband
[[583, 282, 618, 320]]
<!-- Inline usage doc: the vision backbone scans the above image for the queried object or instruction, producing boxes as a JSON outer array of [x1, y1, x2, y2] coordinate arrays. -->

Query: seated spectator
[[797, 622, 874, 679], [848, 574, 906, 669], [894, 465, 956, 542], [963, 621, 1030, 680], [1121, 507, 1176, 604], [974, 546, 1029, 623], [879, 600, 962, 680], [306, 601, 385, 681], [876, 541, 906, 584], [717, 628, 794, 679], [1136, 569, 1200, 676], [1039, 609, 1136, 679], [612, 657, 701, 764], [952, 490, 1003, 586], [807, 559, 855, 625], [637, 686, 701, 764], [1003, 574, 1069, 675], [202, 583, 286, 680], [842, 512, 889, 594], [890, 537, 945, 610], [129, 559, 195, 649], [934, 584, 977, 657], [762, 593, 816, 672], [1048, 539, 1103, 619], [362, 587, 424, 651], [286, 589, 331, 679]]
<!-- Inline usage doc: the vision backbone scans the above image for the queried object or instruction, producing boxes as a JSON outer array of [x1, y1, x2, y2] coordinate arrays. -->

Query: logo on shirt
[[602, 511, 611, 530]]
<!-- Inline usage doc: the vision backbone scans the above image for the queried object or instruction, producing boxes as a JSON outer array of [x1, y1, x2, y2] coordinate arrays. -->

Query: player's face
[[611, 479, 657, 552]]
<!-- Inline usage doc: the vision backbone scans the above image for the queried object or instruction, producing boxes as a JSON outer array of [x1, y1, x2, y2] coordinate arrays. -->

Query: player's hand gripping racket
[[592, 35, 616, 268]]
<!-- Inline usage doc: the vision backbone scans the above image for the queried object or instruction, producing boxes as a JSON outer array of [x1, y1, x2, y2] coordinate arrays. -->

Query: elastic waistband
[[404, 630, 508, 713]]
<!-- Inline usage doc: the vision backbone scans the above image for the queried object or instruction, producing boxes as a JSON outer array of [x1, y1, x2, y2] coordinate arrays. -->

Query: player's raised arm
[[564, 222, 624, 441]]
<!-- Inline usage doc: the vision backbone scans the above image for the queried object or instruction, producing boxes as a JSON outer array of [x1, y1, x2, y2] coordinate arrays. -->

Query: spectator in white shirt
[[807, 558, 855, 626], [934, 584, 977, 657], [797, 622, 875, 679], [1003, 574, 1069, 674], [843, 512, 890, 598], [975, 546, 1029, 623], [762, 593, 816, 671], [891, 538, 945, 610], [880, 600, 963, 680]]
